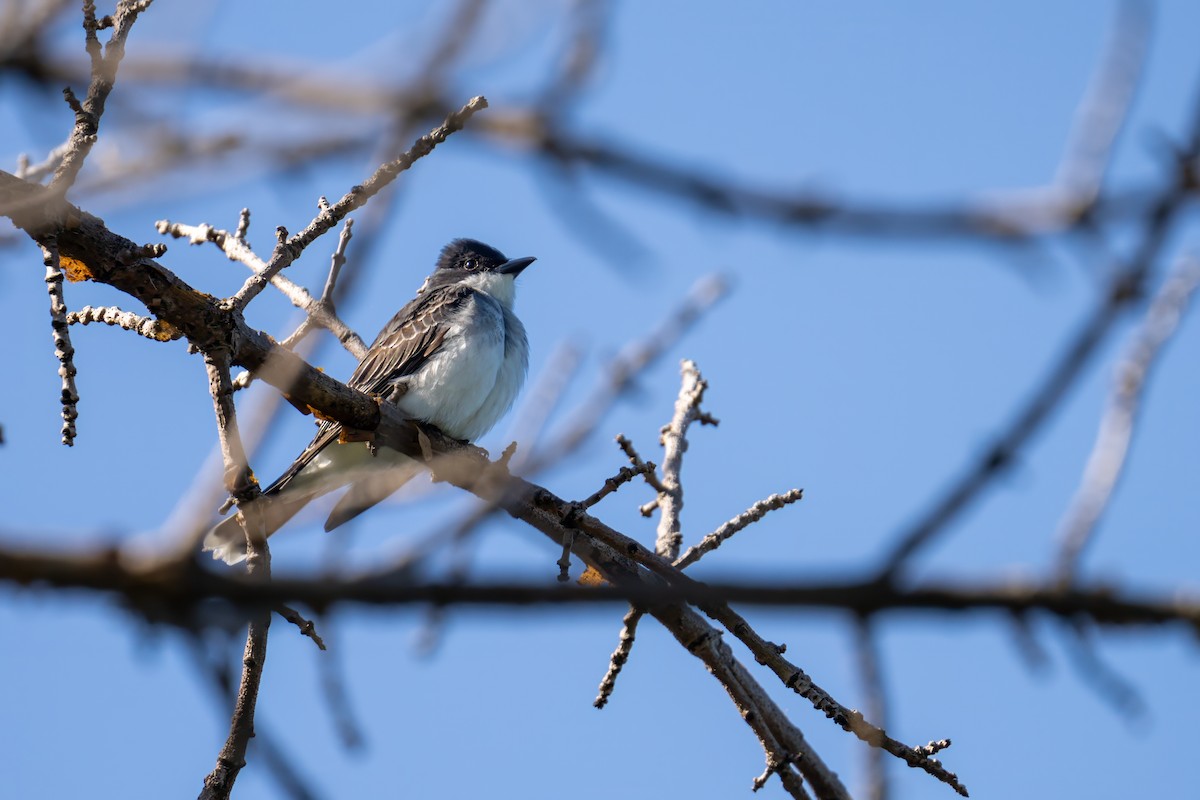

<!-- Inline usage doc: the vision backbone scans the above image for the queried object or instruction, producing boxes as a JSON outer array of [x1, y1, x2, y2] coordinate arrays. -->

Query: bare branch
[[198, 351, 273, 800], [50, 0, 153, 193], [198, 614, 271, 800], [67, 303, 181, 341], [155, 217, 367, 359], [320, 217, 353, 308], [652, 603, 828, 799], [578, 462, 659, 512]]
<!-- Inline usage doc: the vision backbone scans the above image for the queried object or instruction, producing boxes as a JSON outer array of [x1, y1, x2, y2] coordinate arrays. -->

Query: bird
[[204, 238, 535, 564]]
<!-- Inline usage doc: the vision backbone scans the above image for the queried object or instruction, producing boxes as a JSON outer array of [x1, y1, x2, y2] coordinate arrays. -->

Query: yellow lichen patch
[[61, 256, 93, 282], [577, 565, 608, 587], [310, 406, 337, 422], [151, 321, 182, 342]]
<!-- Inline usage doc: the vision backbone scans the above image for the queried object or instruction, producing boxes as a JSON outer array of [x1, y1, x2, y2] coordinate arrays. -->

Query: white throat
[[461, 271, 517, 309]]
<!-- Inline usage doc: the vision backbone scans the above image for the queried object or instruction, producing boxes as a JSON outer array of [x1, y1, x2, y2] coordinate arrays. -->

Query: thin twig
[[17, 142, 70, 183], [615, 433, 667, 493], [275, 604, 325, 650], [556, 528, 576, 582], [675, 489, 803, 570], [593, 604, 643, 709], [233, 216, 359, 391], [578, 462, 658, 512], [1062, 618, 1145, 717], [202, 352, 256, 505], [229, 96, 489, 310], [40, 237, 80, 445], [655, 359, 716, 559], [320, 217, 353, 306]]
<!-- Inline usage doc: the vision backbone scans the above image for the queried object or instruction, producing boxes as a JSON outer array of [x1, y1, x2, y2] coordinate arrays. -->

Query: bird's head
[[436, 238, 534, 277], [427, 238, 535, 306]]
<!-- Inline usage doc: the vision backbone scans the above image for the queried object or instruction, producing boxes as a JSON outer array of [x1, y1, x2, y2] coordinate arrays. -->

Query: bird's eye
[[463, 259, 476, 271]]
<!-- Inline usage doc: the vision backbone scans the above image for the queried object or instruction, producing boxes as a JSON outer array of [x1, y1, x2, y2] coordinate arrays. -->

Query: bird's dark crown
[[435, 238, 510, 273]]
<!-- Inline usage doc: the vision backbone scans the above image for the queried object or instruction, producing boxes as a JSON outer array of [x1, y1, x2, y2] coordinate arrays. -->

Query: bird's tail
[[202, 492, 315, 565], [323, 459, 421, 531], [203, 456, 423, 564]]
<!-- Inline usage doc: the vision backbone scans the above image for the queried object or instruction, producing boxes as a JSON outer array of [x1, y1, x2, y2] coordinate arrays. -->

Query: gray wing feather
[[264, 283, 473, 496]]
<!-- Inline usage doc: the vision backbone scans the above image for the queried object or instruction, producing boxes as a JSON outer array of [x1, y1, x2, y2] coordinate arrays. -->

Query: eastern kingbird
[[204, 238, 535, 564]]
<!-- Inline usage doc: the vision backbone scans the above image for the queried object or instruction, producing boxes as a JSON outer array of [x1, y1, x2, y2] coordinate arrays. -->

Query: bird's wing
[[347, 283, 474, 394], [262, 283, 475, 497]]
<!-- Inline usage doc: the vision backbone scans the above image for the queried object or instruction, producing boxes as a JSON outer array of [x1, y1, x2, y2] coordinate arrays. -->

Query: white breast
[[459, 306, 527, 439], [394, 277, 527, 441]]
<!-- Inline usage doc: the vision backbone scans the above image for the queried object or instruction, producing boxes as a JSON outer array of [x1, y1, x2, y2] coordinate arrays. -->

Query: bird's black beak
[[498, 256, 536, 276]]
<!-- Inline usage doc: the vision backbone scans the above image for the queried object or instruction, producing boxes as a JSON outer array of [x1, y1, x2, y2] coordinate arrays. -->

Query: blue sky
[[3, 2, 1199, 798]]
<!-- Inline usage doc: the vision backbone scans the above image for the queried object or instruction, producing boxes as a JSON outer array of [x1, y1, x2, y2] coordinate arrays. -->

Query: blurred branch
[[194, 641, 320, 800], [994, 0, 1151, 226], [7, 43, 1174, 246], [4, 548, 1194, 628], [520, 274, 731, 474], [228, 95, 489, 310], [1054, 255, 1200, 582], [1054, 0, 1150, 202], [877, 121, 1200, 580], [854, 616, 889, 800]]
